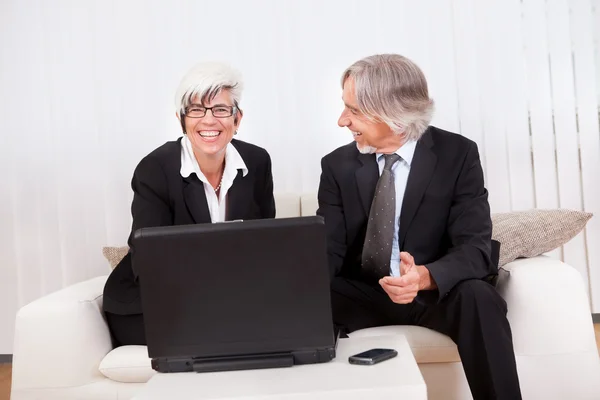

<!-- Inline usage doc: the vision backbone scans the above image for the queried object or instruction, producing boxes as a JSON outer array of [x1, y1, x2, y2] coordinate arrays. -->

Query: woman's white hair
[[341, 54, 435, 142], [174, 61, 244, 117]]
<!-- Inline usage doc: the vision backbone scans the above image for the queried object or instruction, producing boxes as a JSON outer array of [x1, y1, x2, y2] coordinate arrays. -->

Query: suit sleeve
[[423, 141, 496, 301], [316, 156, 347, 279], [128, 155, 173, 277], [259, 151, 276, 218]]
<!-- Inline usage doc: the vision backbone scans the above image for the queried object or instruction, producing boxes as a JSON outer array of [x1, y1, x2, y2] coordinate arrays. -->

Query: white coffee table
[[132, 334, 426, 400]]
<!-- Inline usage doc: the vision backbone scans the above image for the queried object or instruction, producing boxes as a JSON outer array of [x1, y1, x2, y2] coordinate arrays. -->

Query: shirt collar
[[180, 135, 248, 179], [377, 140, 417, 166]]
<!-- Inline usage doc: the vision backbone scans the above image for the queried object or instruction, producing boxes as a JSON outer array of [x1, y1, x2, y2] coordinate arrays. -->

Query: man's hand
[[379, 252, 437, 304]]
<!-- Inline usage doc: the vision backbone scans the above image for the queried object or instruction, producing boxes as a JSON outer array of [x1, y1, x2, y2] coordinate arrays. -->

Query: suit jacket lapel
[[183, 175, 212, 223], [226, 170, 252, 221], [355, 153, 379, 216], [399, 129, 437, 248]]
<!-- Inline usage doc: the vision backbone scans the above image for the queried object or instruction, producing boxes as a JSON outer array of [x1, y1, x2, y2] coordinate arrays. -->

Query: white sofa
[[10, 193, 600, 400]]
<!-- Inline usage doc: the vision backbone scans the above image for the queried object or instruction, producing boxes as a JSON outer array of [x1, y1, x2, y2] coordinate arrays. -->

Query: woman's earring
[[234, 130, 238, 135]]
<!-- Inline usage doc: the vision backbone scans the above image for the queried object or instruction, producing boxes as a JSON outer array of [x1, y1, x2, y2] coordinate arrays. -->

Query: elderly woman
[[102, 62, 275, 347]]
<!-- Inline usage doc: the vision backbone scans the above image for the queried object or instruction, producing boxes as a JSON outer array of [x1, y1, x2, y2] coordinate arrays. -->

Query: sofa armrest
[[496, 256, 597, 356], [11, 275, 112, 391]]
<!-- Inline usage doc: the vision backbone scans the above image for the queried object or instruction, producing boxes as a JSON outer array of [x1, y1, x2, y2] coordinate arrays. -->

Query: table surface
[[133, 334, 427, 400]]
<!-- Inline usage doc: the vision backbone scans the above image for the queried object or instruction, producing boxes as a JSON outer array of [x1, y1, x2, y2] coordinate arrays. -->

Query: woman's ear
[[177, 112, 186, 134], [234, 108, 243, 126]]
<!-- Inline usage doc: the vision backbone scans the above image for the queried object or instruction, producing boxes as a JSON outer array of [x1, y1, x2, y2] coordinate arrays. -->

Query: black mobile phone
[[348, 348, 398, 365]]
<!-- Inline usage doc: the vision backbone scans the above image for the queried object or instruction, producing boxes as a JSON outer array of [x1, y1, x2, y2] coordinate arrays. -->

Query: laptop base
[[152, 347, 336, 373]]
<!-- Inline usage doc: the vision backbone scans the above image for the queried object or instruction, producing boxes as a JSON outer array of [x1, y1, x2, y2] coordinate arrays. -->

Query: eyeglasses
[[184, 105, 236, 118]]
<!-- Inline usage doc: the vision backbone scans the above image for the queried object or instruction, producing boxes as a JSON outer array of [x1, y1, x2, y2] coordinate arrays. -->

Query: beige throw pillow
[[102, 246, 130, 270], [492, 209, 592, 266]]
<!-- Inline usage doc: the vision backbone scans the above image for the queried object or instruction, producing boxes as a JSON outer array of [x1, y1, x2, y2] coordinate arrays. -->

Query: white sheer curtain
[[1, 0, 599, 353]]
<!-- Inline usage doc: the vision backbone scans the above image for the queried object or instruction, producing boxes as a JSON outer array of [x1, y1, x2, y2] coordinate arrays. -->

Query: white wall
[[1, 0, 599, 353]]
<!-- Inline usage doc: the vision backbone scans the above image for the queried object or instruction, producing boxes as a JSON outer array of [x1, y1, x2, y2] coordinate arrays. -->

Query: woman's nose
[[201, 110, 218, 124]]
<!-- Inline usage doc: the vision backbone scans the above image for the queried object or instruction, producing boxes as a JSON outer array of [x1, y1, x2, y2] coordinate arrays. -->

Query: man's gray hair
[[174, 61, 244, 116], [341, 54, 435, 142]]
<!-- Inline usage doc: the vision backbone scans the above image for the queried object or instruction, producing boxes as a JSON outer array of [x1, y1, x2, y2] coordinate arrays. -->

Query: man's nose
[[338, 111, 349, 128]]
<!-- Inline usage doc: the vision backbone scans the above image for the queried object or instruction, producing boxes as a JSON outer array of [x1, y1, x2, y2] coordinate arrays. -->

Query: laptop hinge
[[192, 352, 294, 373]]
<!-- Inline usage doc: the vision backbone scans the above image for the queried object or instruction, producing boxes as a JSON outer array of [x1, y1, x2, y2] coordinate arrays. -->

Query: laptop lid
[[133, 216, 335, 362]]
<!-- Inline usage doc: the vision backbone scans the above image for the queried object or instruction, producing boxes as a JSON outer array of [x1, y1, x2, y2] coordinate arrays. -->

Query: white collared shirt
[[180, 135, 248, 223], [375, 140, 417, 277]]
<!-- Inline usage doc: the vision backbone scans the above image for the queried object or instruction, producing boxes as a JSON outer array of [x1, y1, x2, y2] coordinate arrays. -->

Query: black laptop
[[133, 215, 338, 373]]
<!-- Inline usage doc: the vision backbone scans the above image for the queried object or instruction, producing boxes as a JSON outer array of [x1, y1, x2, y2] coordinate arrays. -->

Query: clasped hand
[[379, 251, 421, 304]]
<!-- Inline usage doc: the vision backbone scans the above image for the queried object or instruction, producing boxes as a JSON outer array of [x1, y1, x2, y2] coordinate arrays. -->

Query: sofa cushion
[[300, 193, 318, 217], [274, 192, 302, 218], [348, 325, 460, 363], [99, 345, 155, 383], [491, 209, 592, 266]]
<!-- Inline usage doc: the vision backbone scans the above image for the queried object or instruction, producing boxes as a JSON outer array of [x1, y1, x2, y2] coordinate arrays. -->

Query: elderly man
[[317, 54, 521, 400]]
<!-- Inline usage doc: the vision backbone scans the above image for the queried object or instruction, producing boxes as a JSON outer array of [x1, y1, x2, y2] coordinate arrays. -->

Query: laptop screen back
[[134, 216, 335, 360]]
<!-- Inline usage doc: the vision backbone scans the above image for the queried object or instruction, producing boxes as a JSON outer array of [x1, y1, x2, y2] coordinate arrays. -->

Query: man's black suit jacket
[[103, 137, 275, 315], [317, 126, 499, 303]]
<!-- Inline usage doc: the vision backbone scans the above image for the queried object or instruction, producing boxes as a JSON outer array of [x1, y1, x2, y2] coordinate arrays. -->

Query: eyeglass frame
[[183, 104, 238, 119]]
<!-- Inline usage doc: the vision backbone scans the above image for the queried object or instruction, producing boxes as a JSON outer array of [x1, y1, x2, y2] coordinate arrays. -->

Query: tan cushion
[[492, 209, 592, 266], [102, 246, 129, 269], [99, 345, 155, 383], [348, 325, 459, 363]]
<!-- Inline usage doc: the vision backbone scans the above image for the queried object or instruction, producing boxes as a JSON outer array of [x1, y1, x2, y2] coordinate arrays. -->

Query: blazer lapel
[[399, 129, 437, 248], [355, 153, 379, 216], [226, 170, 252, 221], [183, 175, 212, 223]]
